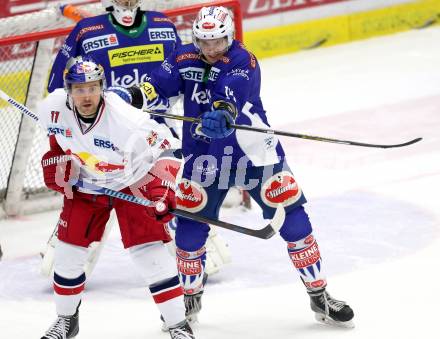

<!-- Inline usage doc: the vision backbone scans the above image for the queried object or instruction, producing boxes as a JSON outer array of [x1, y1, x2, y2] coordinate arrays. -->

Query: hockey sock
[[176, 246, 206, 294], [149, 275, 185, 327], [286, 233, 327, 291]]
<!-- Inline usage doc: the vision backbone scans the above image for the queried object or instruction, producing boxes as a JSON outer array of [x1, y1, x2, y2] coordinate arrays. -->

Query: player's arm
[[47, 24, 82, 92], [115, 51, 183, 111]]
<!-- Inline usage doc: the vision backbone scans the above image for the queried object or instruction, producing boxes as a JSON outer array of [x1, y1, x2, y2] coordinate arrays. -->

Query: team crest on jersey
[[82, 34, 119, 53], [176, 179, 207, 213], [261, 171, 302, 208]]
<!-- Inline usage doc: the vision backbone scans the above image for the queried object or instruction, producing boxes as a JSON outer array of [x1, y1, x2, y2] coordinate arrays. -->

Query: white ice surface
[[1, 27, 440, 338]]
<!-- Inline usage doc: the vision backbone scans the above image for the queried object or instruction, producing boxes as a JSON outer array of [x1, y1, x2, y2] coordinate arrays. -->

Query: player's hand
[[139, 82, 170, 113], [139, 157, 181, 223], [143, 177, 176, 223], [200, 110, 235, 139], [107, 86, 132, 104], [41, 149, 79, 197]]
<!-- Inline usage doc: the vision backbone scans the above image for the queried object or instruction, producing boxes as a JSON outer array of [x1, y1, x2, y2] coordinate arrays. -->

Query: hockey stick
[[0, 89, 39, 121], [146, 111, 422, 149], [75, 180, 285, 239]]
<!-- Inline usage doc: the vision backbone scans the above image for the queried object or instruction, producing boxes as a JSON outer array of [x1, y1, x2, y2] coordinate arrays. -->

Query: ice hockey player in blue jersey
[[139, 6, 355, 329], [48, 0, 181, 93]]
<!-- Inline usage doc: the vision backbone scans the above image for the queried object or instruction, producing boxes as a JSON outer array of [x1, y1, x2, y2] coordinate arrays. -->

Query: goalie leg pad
[[53, 240, 88, 315]]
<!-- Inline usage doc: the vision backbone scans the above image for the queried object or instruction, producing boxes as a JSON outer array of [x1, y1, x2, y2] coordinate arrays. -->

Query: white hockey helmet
[[192, 6, 234, 50], [103, 0, 142, 26]]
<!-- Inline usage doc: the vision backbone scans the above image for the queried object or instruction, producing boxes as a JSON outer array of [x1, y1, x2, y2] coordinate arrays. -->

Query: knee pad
[[279, 206, 313, 242], [175, 217, 210, 251], [129, 242, 177, 285], [54, 240, 89, 278]]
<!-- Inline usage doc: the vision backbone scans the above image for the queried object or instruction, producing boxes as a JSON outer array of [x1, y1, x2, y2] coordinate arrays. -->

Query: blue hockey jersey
[[149, 40, 285, 171], [48, 11, 181, 92]]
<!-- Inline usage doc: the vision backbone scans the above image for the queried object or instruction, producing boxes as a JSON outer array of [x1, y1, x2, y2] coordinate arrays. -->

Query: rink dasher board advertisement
[[243, 0, 440, 58]]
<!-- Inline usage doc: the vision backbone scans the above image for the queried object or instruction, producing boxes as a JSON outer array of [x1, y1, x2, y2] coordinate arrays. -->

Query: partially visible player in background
[[49, 0, 181, 93], [138, 5, 355, 329], [38, 55, 195, 339]]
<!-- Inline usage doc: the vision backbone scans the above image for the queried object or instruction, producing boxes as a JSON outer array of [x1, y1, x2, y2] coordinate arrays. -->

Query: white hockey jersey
[[36, 89, 179, 192]]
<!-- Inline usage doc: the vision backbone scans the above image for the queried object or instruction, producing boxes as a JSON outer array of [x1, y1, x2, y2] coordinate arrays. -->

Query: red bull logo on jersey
[[261, 171, 302, 208], [176, 179, 207, 213], [73, 152, 125, 174]]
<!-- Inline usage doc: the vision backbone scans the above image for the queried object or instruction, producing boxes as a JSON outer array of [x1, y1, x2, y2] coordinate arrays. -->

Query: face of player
[[198, 37, 229, 64], [70, 81, 102, 118]]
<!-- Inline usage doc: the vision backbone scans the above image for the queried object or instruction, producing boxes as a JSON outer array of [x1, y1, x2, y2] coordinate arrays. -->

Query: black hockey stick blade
[[173, 204, 285, 239]]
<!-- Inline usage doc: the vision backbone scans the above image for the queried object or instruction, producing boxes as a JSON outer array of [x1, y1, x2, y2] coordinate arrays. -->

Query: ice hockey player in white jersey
[[37, 55, 195, 339]]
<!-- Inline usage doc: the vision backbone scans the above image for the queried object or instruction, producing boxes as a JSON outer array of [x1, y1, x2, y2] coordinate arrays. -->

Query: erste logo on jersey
[[47, 125, 72, 138], [179, 67, 205, 82], [108, 44, 164, 67], [261, 171, 302, 208], [176, 179, 207, 213], [93, 136, 118, 151], [148, 28, 176, 41], [82, 34, 119, 53]]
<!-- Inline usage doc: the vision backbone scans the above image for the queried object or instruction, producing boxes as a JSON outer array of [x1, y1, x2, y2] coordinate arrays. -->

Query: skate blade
[[314, 313, 355, 329]]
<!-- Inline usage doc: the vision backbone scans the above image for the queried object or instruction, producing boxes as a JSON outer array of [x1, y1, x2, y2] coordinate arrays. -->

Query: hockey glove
[[41, 149, 78, 196], [139, 82, 170, 113], [140, 157, 181, 223], [200, 110, 235, 139], [107, 86, 132, 104]]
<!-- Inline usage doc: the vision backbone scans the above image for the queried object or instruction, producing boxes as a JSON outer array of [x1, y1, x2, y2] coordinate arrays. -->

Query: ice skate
[[184, 290, 204, 324], [308, 288, 354, 328], [40, 308, 79, 339], [160, 290, 204, 332], [169, 321, 195, 339]]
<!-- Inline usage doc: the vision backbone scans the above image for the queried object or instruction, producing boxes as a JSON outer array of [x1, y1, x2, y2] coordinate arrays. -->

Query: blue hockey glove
[[107, 86, 132, 104], [200, 110, 235, 139]]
